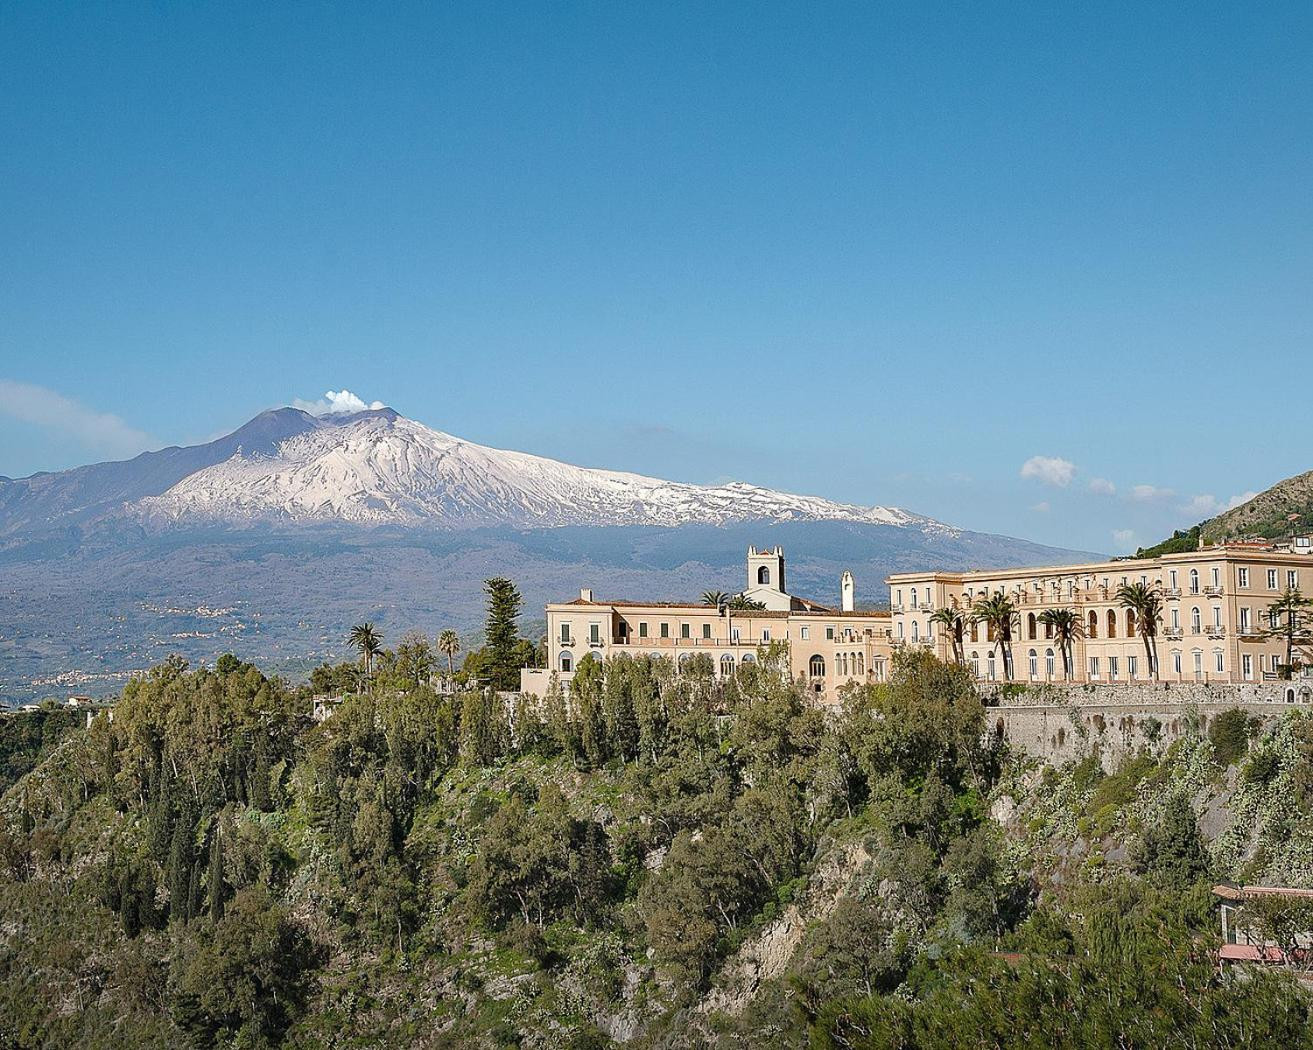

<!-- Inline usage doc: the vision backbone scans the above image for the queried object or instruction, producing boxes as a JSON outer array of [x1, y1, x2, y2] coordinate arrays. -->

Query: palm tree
[[1265, 587, 1313, 677], [437, 629, 461, 676], [929, 603, 967, 665], [1037, 607, 1083, 681], [971, 591, 1018, 680], [728, 593, 766, 611], [348, 622, 382, 691], [1116, 582, 1163, 680], [701, 590, 731, 608]]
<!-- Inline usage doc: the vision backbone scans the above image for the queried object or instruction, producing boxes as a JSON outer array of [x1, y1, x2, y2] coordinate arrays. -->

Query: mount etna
[[0, 406, 1095, 704]]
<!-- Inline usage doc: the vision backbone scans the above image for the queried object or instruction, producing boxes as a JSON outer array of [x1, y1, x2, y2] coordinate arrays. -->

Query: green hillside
[[2, 650, 1312, 1047], [1140, 469, 1313, 554]]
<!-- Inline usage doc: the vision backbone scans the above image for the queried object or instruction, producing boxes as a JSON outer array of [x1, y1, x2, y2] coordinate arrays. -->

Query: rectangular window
[[1170, 570, 1178, 589], [732, 628, 740, 643], [1109, 656, 1119, 679], [1089, 656, 1100, 679], [800, 626, 809, 640], [896, 623, 904, 639], [1128, 654, 1138, 677], [826, 626, 835, 640], [1213, 607, 1222, 627], [762, 629, 770, 642], [702, 623, 712, 640], [1173, 652, 1182, 674], [1243, 654, 1253, 680], [1171, 608, 1179, 629], [560, 623, 571, 642], [638, 622, 648, 638], [1238, 568, 1249, 588], [680, 623, 690, 639], [1212, 567, 1220, 588], [1268, 569, 1278, 589], [1240, 608, 1250, 631], [924, 587, 931, 606], [589, 623, 600, 644], [660, 622, 669, 639], [1216, 651, 1225, 673], [1289, 570, 1299, 589]]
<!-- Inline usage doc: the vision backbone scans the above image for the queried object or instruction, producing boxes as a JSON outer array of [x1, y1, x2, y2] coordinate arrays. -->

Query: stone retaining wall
[[992, 690, 1311, 768]]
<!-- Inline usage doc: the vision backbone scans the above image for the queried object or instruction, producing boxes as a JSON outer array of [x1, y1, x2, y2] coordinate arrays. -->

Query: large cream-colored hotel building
[[522, 539, 1313, 703]]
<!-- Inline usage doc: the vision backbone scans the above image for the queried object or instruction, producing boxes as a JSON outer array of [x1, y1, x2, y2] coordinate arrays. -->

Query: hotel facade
[[521, 538, 1313, 703], [889, 540, 1313, 687], [520, 547, 894, 703]]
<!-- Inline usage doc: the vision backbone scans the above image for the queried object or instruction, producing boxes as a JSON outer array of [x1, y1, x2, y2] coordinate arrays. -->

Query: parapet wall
[[991, 681, 1312, 767]]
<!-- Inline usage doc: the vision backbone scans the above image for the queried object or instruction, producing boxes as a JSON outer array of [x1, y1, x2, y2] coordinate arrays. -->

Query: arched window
[[741, 652, 756, 664], [1189, 569, 1199, 594], [757, 566, 770, 585], [1107, 609, 1117, 638], [1087, 610, 1098, 638], [987, 653, 997, 681], [911, 622, 919, 642], [1028, 613, 1037, 640], [1127, 609, 1136, 635], [1044, 620, 1054, 639], [560, 652, 573, 672], [809, 654, 826, 678], [1045, 648, 1055, 679], [1028, 649, 1038, 679], [837, 652, 847, 675], [720, 654, 735, 677], [855, 652, 864, 675], [970, 651, 980, 677], [1191, 607, 1201, 633]]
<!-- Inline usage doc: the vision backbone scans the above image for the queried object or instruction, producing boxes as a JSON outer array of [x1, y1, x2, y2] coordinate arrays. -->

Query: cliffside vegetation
[[1, 642, 1312, 1047]]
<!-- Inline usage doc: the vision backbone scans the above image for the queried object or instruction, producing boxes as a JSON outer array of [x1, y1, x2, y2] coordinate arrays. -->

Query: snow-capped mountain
[[134, 407, 948, 532]]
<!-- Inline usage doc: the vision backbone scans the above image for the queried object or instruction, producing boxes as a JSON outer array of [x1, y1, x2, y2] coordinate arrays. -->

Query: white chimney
[[580, 588, 593, 602], [841, 571, 855, 612]]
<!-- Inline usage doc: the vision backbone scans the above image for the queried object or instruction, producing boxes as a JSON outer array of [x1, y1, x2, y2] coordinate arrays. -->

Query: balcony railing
[[1208, 626, 1227, 638], [1204, 585, 1225, 596], [1165, 628, 1184, 640]]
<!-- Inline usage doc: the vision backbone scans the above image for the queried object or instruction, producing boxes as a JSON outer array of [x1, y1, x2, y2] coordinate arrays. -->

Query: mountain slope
[[0, 407, 325, 537], [132, 411, 938, 531], [1200, 469, 1313, 543]]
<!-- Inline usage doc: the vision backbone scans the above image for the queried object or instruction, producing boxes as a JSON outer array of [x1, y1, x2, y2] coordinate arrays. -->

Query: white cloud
[[0, 378, 153, 458], [1088, 477, 1116, 496], [292, 389, 386, 416], [1130, 484, 1174, 503], [1020, 455, 1076, 487], [1178, 490, 1258, 518], [1030, 501, 1051, 513], [1112, 528, 1136, 549]]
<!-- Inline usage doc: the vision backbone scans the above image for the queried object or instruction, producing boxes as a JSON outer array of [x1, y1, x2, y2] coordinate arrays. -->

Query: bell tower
[[746, 545, 786, 597]]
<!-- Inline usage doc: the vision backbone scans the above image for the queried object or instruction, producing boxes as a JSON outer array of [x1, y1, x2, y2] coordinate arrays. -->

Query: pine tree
[[483, 577, 524, 691]]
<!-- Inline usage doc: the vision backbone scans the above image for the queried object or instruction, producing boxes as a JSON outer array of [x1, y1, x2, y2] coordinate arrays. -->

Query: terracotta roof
[[550, 597, 889, 620], [1213, 883, 1313, 901]]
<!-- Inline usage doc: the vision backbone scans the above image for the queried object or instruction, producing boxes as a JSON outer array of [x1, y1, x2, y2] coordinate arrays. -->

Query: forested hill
[[2, 650, 1313, 1047]]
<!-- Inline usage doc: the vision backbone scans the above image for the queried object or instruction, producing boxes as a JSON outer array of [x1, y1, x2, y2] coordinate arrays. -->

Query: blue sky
[[2, 3, 1310, 554]]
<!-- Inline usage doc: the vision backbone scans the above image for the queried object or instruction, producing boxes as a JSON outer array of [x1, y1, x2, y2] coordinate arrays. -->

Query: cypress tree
[[168, 817, 195, 922], [251, 733, 271, 811], [120, 869, 141, 938], [207, 825, 225, 921]]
